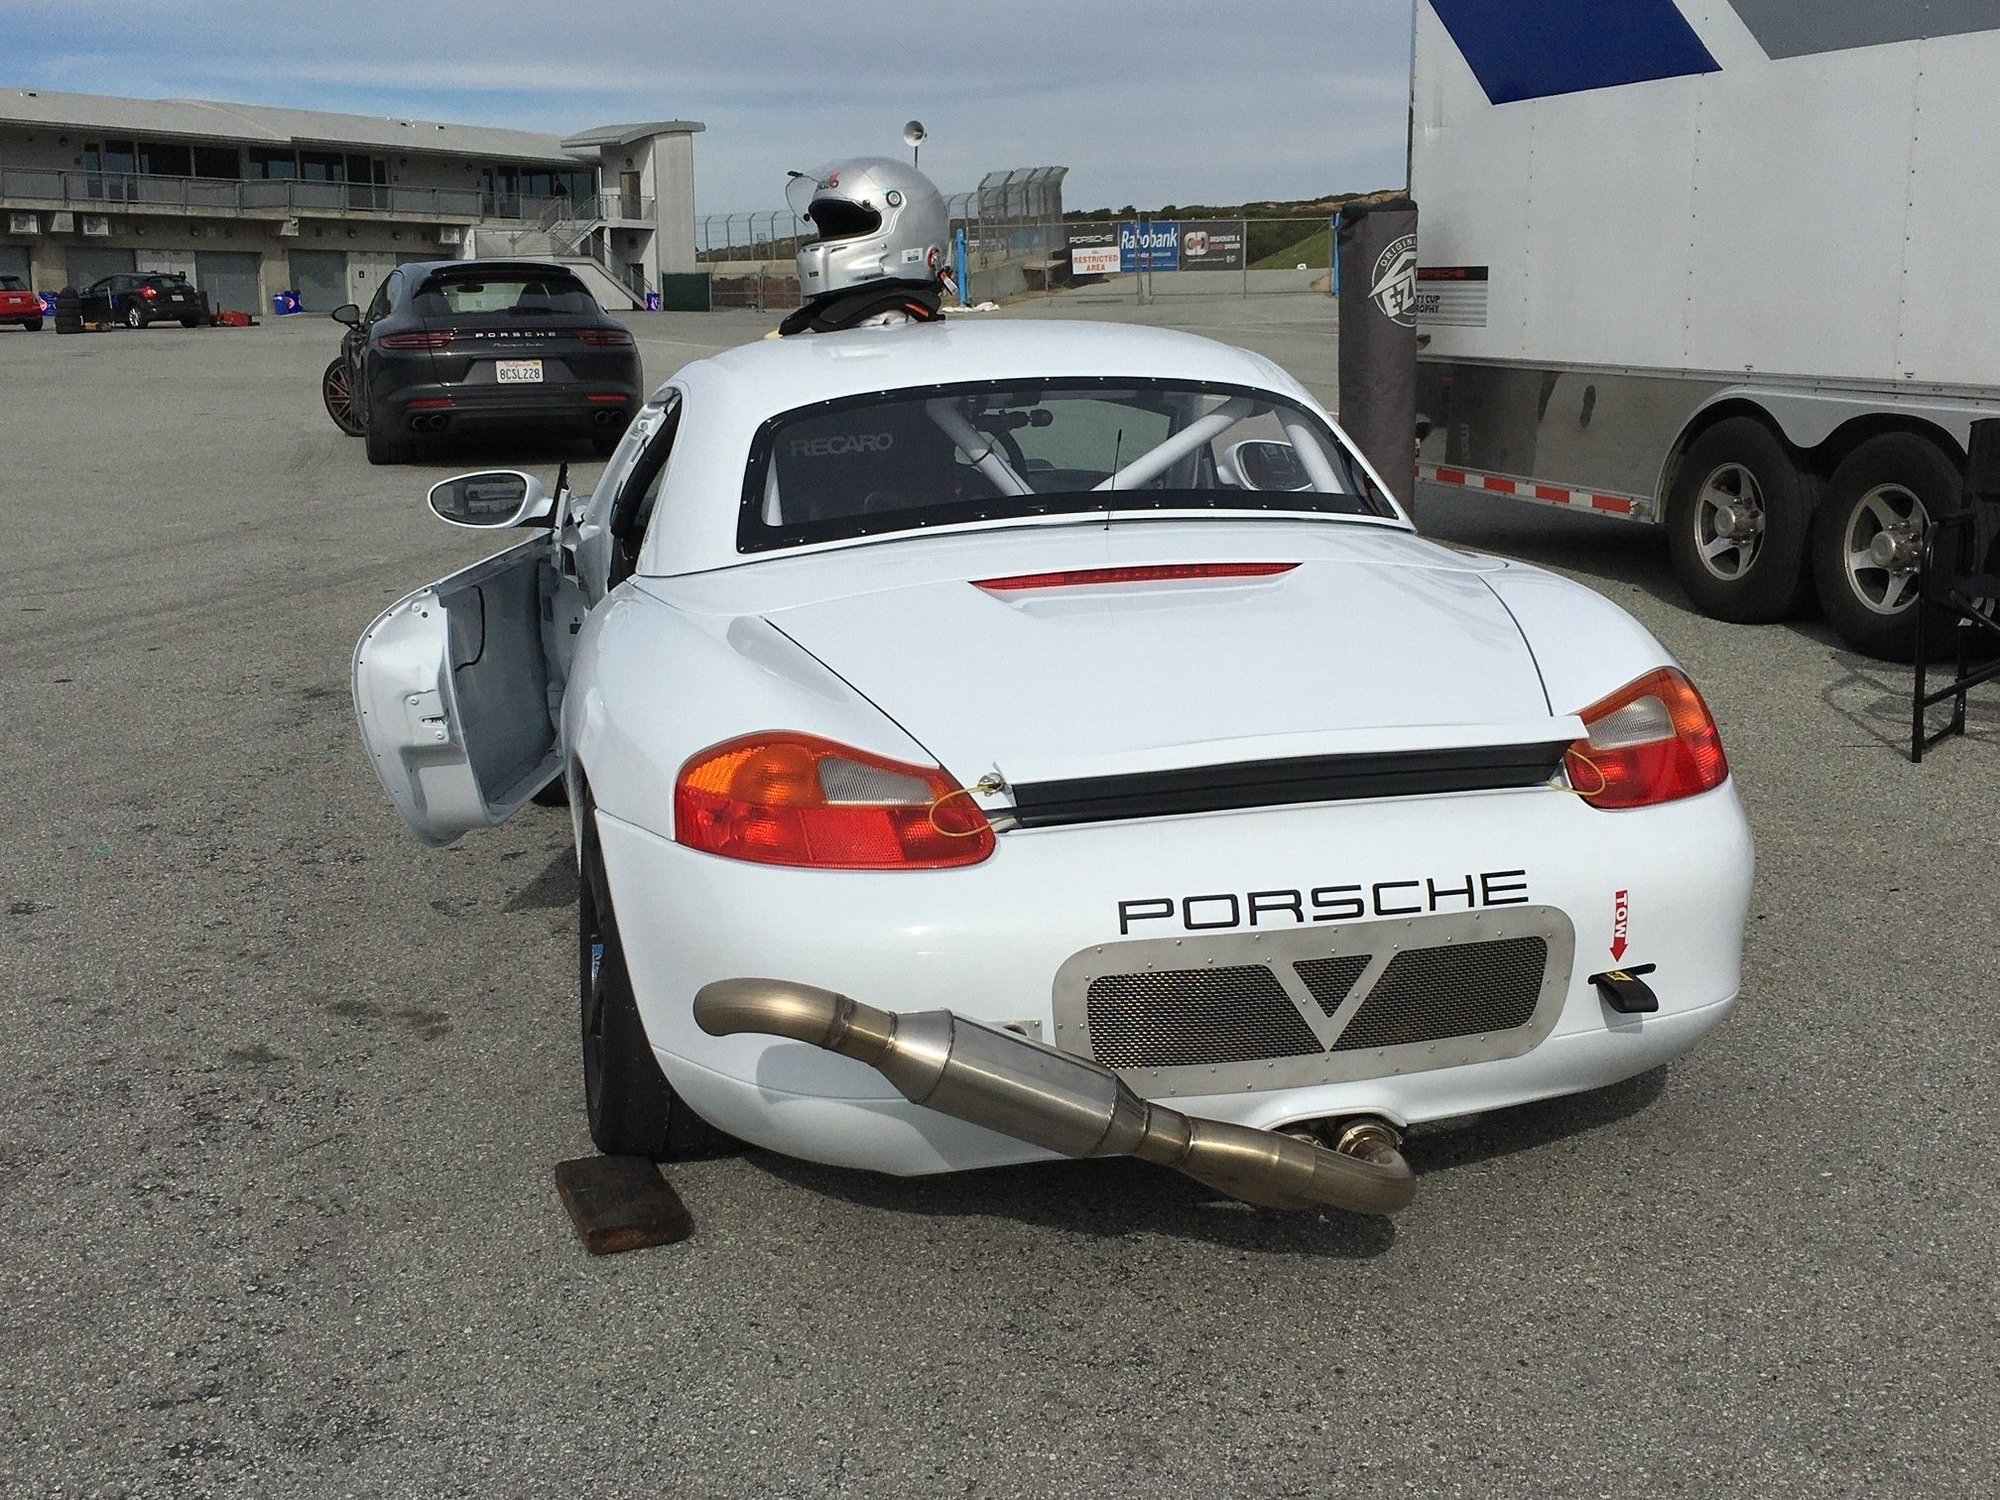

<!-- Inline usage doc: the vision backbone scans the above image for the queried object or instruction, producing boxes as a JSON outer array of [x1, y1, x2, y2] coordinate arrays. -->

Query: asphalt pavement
[[1, 293, 1995, 1498]]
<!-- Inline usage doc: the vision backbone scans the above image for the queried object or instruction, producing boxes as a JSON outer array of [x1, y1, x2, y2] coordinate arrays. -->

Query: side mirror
[[331, 303, 362, 326], [427, 470, 556, 529], [1230, 439, 1310, 492]]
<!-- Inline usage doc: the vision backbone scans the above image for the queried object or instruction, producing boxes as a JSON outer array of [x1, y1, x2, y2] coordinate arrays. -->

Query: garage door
[[66, 246, 136, 287], [289, 250, 347, 312], [0, 245, 29, 285], [195, 251, 262, 316]]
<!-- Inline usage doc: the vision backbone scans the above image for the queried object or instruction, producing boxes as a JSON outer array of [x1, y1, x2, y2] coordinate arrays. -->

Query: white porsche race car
[[353, 321, 1753, 1216]]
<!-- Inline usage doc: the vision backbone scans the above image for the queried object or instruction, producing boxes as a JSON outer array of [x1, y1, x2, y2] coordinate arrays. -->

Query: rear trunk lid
[[763, 551, 1563, 790]]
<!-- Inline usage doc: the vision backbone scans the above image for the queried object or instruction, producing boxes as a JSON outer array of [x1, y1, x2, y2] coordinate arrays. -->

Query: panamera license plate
[[496, 359, 543, 383]]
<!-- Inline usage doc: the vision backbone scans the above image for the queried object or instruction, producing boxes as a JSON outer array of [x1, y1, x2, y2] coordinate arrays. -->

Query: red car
[[0, 275, 43, 332]]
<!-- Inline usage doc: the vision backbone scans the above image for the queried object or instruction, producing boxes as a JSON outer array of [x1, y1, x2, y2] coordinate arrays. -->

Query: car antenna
[[1104, 428, 1122, 531]]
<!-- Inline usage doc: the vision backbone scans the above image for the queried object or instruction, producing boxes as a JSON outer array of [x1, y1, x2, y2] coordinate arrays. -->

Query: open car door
[[353, 533, 580, 846]]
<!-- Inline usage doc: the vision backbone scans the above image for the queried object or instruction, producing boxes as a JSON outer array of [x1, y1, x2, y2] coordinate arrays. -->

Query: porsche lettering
[[1117, 870, 1530, 935]]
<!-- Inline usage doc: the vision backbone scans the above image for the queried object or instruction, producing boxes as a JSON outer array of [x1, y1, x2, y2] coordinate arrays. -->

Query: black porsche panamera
[[321, 259, 642, 465]]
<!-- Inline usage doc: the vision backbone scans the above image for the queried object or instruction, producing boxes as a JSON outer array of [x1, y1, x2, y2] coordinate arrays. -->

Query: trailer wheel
[[1810, 432, 1964, 661], [1666, 418, 1818, 622]]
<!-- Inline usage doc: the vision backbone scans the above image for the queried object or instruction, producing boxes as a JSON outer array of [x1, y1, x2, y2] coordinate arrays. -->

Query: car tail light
[[1565, 668, 1728, 810], [975, 562, 1298, 592], [675, 733, 995, 869], [379, 329, 455, 350], [578, 327, 635, 346], [141, 285, 157, 299]]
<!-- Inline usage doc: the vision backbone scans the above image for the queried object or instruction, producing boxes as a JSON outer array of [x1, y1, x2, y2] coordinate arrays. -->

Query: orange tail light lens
[[1565, 668, 1729, 810], [674, 733, 995, 869]]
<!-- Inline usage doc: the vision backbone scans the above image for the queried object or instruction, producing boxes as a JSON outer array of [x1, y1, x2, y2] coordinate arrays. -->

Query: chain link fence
[[697, 165, 1332, 309]]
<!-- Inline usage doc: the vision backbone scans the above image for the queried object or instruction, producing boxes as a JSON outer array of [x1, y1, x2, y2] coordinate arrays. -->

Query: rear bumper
[[376, 382, 638, 431], [660, 991, 1736, 1175], [593, 777, 1755, 1175]]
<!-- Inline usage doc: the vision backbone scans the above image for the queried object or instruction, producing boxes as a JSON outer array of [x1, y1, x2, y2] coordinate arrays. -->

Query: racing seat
[[1911, 419, 2000, 762]]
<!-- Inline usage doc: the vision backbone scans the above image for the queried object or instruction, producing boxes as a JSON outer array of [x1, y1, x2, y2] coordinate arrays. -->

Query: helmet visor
[[803, 196, 882, 243], [787, 166, 885, 243]]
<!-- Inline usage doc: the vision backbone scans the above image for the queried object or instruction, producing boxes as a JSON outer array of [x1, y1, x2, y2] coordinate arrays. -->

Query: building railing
[[0, 166, 591, 223]]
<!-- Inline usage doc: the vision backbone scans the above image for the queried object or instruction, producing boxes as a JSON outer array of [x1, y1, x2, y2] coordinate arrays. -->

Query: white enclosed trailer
[[1410, 0, 2000, 656]]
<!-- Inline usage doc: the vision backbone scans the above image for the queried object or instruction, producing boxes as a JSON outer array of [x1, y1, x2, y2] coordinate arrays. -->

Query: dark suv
[[82, 273, 207, 329], [322, 259, 642, 464]]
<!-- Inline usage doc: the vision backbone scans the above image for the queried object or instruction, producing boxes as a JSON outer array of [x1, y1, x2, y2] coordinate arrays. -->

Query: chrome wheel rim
[[1841, 483, 1928, 616], [1692, 462, 1767, 581]]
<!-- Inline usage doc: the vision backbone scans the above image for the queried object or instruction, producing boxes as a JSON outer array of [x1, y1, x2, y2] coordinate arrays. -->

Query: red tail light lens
[[579, 327, 635, 346], [141, 285, 157, 298], [379, 329, 455, 350], [1565, 668, 1728, 810], [976, 563, 1298, 592], [675, 733, 995, 869]]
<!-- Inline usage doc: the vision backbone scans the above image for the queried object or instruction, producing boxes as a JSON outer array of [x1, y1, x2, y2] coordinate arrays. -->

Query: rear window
[[141, 274, 191, 289], [738, 378, 1393, 553], [412, 272, 598, 316], [0, 275, 26, 291]]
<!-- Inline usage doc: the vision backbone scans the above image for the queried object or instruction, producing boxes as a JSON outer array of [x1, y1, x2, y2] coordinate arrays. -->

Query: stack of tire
[[53, 288, 83, 336]]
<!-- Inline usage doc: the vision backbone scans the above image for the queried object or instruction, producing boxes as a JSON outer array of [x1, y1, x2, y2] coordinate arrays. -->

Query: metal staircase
[[469, 194, 652, 310]]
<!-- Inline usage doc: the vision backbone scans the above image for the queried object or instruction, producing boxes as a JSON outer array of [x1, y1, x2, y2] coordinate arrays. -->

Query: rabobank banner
[[1118, 221, 1180, 273]]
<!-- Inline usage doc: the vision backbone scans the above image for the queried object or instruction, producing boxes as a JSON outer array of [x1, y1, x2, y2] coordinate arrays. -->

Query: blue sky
[[0, 0, 1414, 214]]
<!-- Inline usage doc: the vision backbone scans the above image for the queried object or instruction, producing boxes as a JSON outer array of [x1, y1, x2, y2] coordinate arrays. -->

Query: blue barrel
[[272, 290, 302, 316]]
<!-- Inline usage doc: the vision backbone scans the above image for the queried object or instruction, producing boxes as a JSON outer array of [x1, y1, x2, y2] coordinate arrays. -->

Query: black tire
[[24, 318, 42, 333], [1666, 417, 1819, 622], [578, 790, 718, 1160], [590, 428, 623, 458], [178, 316, 200, 329], [364, 415, 413, 466], [321, 358, 365, 436], [1811, 432, 1965, 661], [123, 303, 145, 330]]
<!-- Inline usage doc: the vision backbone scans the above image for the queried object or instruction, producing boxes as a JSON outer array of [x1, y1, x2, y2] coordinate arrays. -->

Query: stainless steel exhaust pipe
[[693, 979, 1415, 1216]]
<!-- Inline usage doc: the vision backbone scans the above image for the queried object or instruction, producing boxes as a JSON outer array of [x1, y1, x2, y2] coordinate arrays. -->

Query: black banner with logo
[[1336, 196, 1419, 508]]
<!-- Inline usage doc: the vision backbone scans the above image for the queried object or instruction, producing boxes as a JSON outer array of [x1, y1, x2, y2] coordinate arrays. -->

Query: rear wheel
[[24, 318, 42, 332], [123, 304, 145, 330], [321, 358, 365, 436], [591, 428, 624, 458], [579, 789, 719, 1160], [1810, 432, 1964, 661], [1666, 417, 1818, 622], [178, 316, 201, 328]]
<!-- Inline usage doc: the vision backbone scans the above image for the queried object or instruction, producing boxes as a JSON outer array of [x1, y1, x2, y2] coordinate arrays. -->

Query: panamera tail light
[[1565, 668, 1728, 810], [975, 562, 1298, 592], [579, 327, 635, 346], [379, 329, 455, 350], [675, 733, 995, 869]]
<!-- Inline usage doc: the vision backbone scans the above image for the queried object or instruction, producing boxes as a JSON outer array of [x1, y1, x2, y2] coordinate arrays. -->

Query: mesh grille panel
[[1294, 954, 1372, 1017], [1086, 966, 1321, 1069], [1332, 937, 1548, 1051]]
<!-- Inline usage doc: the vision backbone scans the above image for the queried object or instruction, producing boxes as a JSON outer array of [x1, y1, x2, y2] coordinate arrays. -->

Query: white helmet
[[788, 157, 950, 299]]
